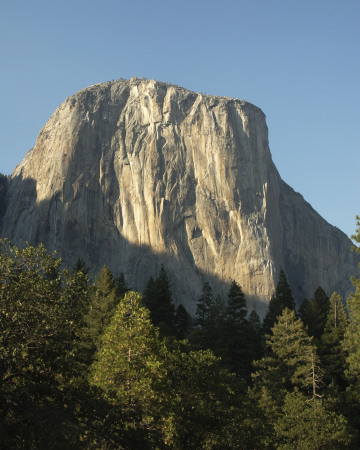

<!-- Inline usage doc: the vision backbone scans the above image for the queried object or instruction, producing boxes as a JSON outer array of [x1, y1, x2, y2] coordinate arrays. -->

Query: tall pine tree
[[300, 286, 330, 340], [320, 292, 348, 389], [194, 281, 213, 328], [84, 265, 119, 350], [223, 281, 251, 378], [143, 264, 176, 336], [262, 269, 295, 335]]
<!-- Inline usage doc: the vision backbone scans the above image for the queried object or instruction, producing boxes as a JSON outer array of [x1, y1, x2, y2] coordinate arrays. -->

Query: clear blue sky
[[1, 0, 359, 238]]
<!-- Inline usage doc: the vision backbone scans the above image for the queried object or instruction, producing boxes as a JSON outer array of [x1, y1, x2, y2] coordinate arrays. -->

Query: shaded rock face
[[1, 78, 358, 316]]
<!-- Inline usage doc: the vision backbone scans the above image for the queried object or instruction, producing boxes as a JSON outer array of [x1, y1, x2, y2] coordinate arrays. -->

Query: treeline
[[0, 217, 359, 449]]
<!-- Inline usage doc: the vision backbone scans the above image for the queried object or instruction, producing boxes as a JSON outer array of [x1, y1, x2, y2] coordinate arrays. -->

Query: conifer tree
[[194, 281, 213, 327], [300, 286, 330, 340], [90, 291, 165, 406], [252, 307, 351, 447], [89, 291, 167, 443], [73, 257, 90, 275], [247, 310, 263, 363], [143, 265, 176, 336], [251, 309, 319, 436], [320, 292, 348, 388], [201, 294, 227, 355], [84, 265, 119, 350], [298, 297, 311, 322], [223, 281, 251, 378], [189, 287, 228, 356], [275, 269, 296, 310], [143, 275, 157, 308], [174, 304, 192, 339], [226, 280, 247, 323], [116, 272, 130, 298], [274, 390, 350, 449], [262, 269, 295, 335]]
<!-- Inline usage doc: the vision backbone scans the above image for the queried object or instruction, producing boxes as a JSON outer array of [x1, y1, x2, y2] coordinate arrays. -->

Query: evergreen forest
[[1, 216, 360, 449]]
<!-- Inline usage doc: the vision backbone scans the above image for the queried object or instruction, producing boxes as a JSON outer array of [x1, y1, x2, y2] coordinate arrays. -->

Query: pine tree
[[189, 290, 224, 353], [252, 306, 353, 448], [89, 291, 167, 442], [275, 269, 296, 310], [247, 310, 264, 363], [143, 265, 176, 336], [222, 281, 251, 378], [194, 281, 213, 327], [251, 308, 320, 442], [274, 390, 350, 449], [226, 280, 247, 323], [84, 265, 119, 350], [116, 272, 130, 298], [174, 304, 192, 339], [300, 286, 330, 340], [73, 257, 90, 275], [262, 269, 295, 335], [298, 297, 311, 322], [143, 276, 157, 308], [202, 294, 227, 356], [320, 292, 348, 388], [162, 345, 245, 448]]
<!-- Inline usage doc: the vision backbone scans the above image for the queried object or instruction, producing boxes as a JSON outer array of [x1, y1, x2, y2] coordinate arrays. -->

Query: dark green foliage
[[163, 347, 248, 448], [116, 272, 130, 298], [314, 286, 330, 315], [300, 286, 330, 340], [262, 269, 295, 335], [143, 264, 176, 336], [0, 239, 91, 447], [275, 269, 296, 310], [73, 257, 90, 275], [320, 292, 348, 388], [253, 308, 318, 406], [194, 280, 213, 327], [298, 296, 310, 321], [84, 265, 119, 350], [188, 285, 225, 353], [222, 281, 252, 378], [251, 308, 350, 447], [174, 303, 192, 339], [190, 281, 262, 380], [90, 291, 249, 448], [247, 310, 264, 363], [274, 390, 350, 449], [143, 275, 156, 306], [226, 279, 247, 323], [1, 237, 358, 447]]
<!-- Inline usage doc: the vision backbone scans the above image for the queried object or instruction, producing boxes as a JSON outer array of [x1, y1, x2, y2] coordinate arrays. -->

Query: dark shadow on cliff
[[0, 173, 270, 317], [2, 174, 359, 319]]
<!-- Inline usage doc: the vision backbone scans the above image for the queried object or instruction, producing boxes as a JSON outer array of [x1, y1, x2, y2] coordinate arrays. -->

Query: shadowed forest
[[0, 216, 359, 448]]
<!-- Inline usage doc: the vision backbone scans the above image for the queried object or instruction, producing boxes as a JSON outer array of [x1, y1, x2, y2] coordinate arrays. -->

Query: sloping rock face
[[1, 78, 358, 316]]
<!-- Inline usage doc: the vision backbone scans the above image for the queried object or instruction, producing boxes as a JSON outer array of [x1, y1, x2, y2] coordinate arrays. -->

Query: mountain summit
[[0, 78, 357, 315]]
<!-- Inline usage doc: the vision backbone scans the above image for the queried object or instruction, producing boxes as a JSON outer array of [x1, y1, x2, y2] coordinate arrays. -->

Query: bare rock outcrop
[[1, 78, 358, 316]]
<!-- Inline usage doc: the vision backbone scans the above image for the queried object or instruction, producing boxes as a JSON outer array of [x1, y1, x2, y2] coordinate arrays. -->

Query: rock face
[[0, 78, 358, 316]]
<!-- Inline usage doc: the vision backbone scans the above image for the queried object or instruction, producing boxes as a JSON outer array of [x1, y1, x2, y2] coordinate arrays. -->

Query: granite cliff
[[0, 78, 357, 316]]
